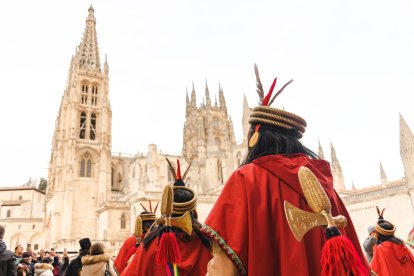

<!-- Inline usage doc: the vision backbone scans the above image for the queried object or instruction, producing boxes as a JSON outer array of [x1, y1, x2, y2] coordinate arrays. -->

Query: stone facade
[[0, 187, 45, 251], [3, 6, 414, 255]]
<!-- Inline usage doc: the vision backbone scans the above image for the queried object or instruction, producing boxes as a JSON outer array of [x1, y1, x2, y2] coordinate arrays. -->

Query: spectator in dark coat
[[64, 238, 91, 276], [0, 225, 17, 276], [19, 251, 34, 276]]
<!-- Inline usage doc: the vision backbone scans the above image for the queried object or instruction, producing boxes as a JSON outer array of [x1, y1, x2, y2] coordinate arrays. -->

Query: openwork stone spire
[[318, 138, 325, 160], [330, 141, 345, 190], [76, 5, 101, 72], [399, 113, 414, 180], [379, 162, 388, 186]]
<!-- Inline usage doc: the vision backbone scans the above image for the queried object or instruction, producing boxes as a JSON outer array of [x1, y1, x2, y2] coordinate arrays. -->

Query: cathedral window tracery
[[90, 113, 96, 140], [80, 152, 93, 178], [79, 112, 87, 139], [91, 85, 98, 106], [81, 83, 89, 105]]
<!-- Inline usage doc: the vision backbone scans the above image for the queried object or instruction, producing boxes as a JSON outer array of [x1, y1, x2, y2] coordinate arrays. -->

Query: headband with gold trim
[[248, 64, 306, 147]]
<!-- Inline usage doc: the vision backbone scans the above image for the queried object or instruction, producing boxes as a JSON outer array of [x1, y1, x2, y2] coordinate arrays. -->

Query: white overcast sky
[[1, 0, 414, 189]]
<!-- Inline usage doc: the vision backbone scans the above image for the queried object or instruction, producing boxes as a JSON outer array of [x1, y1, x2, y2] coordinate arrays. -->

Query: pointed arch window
[[80, 152, 92, 178], [91, 85, 98, 106], [90, 113, 96, 140], [121, 213, 126, 229], [81, 84, 89, 105], [79, 112, 87, 139]]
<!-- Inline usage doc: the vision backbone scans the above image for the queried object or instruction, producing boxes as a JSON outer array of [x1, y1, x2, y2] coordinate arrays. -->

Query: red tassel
[[321, 236, 368, 276], [156, 232, 181, 265]]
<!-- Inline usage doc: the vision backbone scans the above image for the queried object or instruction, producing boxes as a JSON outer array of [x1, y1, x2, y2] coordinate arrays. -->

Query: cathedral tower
[[330, 141, 346, 190], [44, 6, 113, 249], [182, 82, 236, 193]]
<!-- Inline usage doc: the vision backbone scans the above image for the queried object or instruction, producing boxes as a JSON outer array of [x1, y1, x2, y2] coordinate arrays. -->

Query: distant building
[[0, 187, 45, 251]]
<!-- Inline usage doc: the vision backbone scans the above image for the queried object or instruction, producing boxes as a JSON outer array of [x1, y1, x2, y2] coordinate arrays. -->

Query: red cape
[[202, 154, 369, 275], [114, 235, 137, 274], [121, 232, 212, 276], [371, 241, 414, 276]]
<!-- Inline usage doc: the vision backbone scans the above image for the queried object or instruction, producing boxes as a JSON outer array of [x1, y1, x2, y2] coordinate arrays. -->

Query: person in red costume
[[370, 208, 414, 275], [121, 159, 212, 276], [201, 64, 369, 276], [113, 207, 156, 275]]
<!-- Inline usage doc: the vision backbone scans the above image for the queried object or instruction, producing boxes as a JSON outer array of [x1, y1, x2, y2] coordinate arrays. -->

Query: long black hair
[[242, 124, 319, 165], [142, 188, 210, 249]]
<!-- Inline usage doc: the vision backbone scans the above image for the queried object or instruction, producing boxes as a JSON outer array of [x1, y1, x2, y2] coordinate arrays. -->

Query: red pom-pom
[[321, 236, 368, 276], [156, 232, 181, 265]]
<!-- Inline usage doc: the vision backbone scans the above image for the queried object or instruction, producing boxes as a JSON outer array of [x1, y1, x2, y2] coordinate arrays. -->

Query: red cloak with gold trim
[[120, 232, 211, 276], [371, 241, 414, 276], [114, 235, 137, 274], [202, 154, 368, 275]]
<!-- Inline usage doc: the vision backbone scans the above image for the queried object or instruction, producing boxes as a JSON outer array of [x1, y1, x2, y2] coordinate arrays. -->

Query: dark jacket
[[64, 255, 84, 276], [0, 240, 17, 276], [20, 258, 34, 276]]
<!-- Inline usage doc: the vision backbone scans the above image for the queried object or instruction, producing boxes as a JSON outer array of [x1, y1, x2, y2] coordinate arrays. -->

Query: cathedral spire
[[379, 162, 388, 186], [399, 113, 414, 180], [242, 94, 251, 140], [218, 83, 227, 112], [330, 141, 346, 190], [317, 138, 325, 160], [205, 79, 211, 107], [191, 81, 196, 107], [76, 6, 101, 72]]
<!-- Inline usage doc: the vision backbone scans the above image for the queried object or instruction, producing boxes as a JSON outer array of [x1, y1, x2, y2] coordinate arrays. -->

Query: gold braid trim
[[250, 110, 306, 133], [140, 214, 156, 221], [253, 106, 307, 127], [375, 224, 396, 236], [172, 186, 197, 215], [249, 117, 304, 138]]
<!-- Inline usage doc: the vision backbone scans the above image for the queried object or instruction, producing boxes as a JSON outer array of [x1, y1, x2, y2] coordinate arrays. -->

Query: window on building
[[132, 167, 135, 178], [34, 244, 39, 250], [6, 210, 11, 218], [90, 113, 96, 140], [91, 85, 98, 106], [87, 159, 92, 177], [79, 112, 87, 139], [80, 152, 92, 178], [81, 83, 88, 105], [32, 225, 35, 229], [121, 213, 126, 229], [18, 225, 21, 230], [18, 195, 22, 200]]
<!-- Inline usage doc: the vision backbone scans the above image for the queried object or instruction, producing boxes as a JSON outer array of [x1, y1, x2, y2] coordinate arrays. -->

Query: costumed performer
[[121, 159, 211, 276], [201, 64, 368, 276], [113, 203, 157, 274], [370, 207, 414, 275]]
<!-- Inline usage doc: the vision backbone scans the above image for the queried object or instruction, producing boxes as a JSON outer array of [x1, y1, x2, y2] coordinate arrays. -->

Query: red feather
[[176, 159, 182, 180], [262, 78, 277, 106]]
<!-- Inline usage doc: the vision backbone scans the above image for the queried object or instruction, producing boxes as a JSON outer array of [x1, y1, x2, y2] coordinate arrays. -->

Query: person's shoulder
[[0, 247, 14, 259]]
